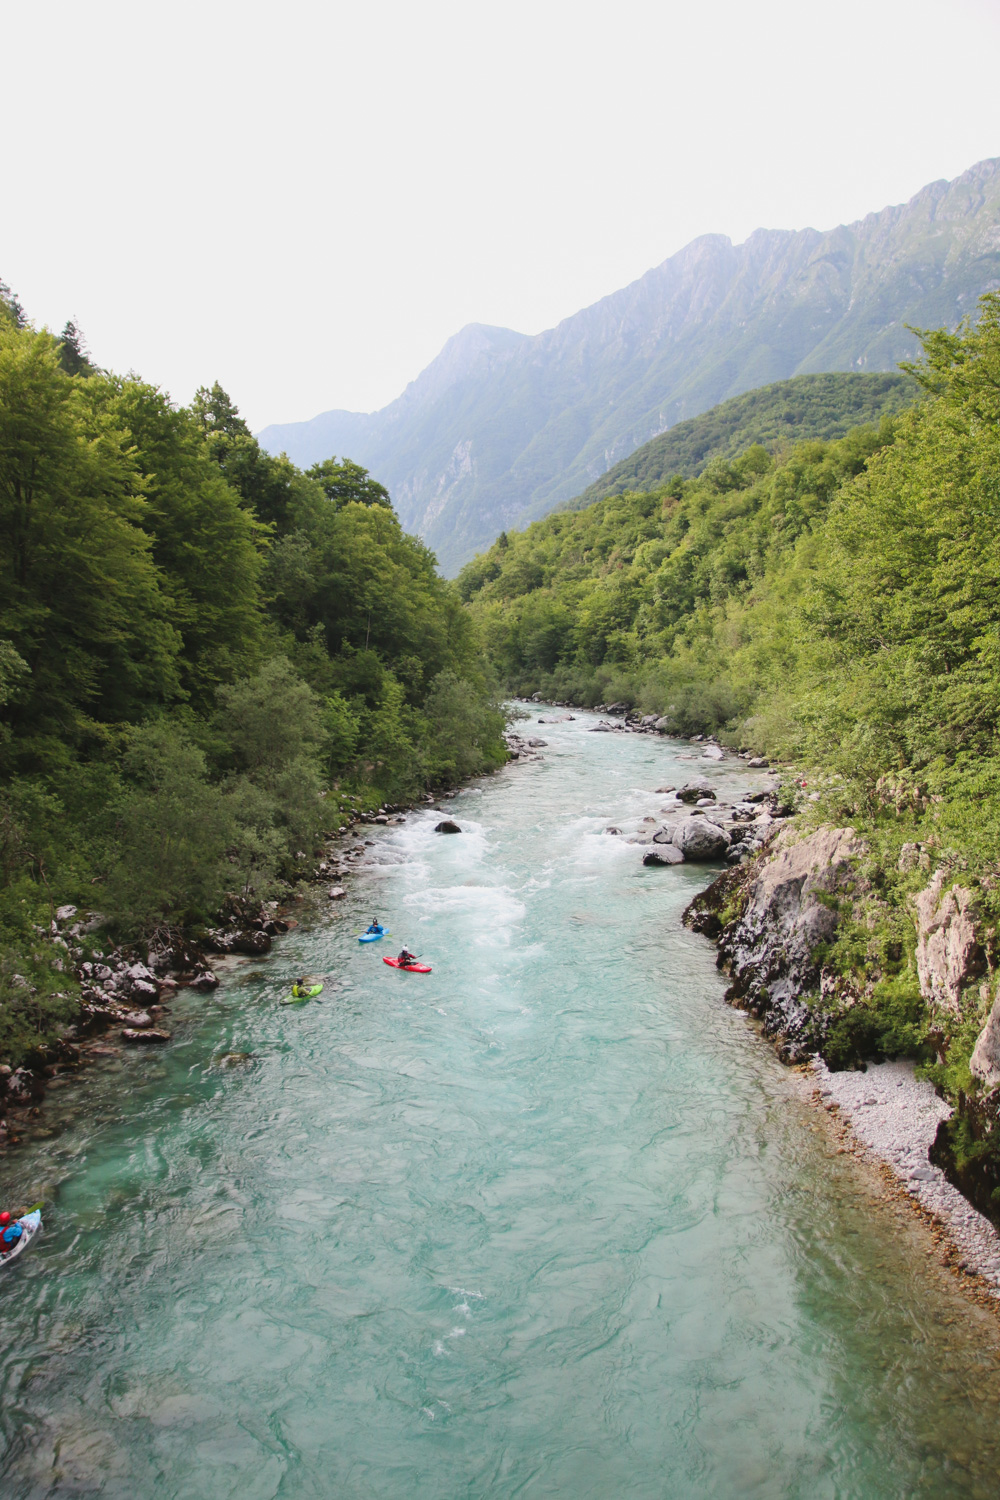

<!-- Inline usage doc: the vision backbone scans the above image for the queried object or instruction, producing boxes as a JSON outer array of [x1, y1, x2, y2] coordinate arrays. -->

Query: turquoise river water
[[2, 712, 1000, 1498]]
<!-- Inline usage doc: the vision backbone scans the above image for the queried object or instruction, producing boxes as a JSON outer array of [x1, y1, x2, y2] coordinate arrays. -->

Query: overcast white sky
[[3, 0, 999, 430]]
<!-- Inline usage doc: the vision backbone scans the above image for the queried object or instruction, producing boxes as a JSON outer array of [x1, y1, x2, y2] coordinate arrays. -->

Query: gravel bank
[[807, 1057, 1000, 1292]]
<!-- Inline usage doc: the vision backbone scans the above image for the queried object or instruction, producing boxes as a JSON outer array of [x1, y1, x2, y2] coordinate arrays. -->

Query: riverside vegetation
[[460, 293, 1000, 1220], [0, 284, 507, 1073]]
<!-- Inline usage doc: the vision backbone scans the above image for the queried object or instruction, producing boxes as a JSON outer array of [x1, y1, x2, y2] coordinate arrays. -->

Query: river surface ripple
[[2, 712, 1000, 1498]]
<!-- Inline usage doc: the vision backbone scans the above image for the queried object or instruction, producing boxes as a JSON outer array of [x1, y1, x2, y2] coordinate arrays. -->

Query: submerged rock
[[435, 820, 462, 834], [121, 1028, 171, 1045]]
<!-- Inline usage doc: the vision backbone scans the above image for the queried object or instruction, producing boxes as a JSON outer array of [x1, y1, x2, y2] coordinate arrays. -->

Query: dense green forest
[[461, 294, 1000, 1120], [572, 371, 916, 507], [0, 285, 506, 1063]]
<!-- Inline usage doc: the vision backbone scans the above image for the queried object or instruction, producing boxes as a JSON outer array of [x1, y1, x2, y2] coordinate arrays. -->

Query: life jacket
[[1, 1221, 23, 1250]]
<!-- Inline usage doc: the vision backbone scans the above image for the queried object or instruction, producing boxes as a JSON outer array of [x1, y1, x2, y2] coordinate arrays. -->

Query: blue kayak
[[359, 926, 389, 943]]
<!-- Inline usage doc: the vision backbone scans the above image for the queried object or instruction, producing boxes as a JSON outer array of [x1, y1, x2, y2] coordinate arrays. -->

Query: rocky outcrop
[[686, 825, 864, 1060], [971, 1000, 1000, 1087], [914, 871, 985, 1014]]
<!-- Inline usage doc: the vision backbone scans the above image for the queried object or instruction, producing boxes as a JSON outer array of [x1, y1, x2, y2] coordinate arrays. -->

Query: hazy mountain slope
[[571, 372, 917, 506], [259, 159, 1000, 574]]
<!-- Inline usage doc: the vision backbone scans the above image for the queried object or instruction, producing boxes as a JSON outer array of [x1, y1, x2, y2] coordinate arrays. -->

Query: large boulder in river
[[673, 816, 731, 862], [435, 820, 462, 833], [644, 846, 684, 866], [677, 779, 716, 804]]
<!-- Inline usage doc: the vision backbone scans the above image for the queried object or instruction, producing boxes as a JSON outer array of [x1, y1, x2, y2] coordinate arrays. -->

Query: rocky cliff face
[[685, 825, 864, 1060], [261, 159, 1000, 574]]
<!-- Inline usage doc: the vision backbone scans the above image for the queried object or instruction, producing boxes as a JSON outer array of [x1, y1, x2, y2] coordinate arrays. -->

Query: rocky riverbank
[[684, 816, 1000, 1302], [0, 789, 466, 1151]]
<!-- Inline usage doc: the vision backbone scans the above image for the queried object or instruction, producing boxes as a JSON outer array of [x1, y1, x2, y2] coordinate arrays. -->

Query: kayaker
[[366, 918, 381, 934], [291, 977, 312, 998], [397, 946, 417, 967], [0, 1212, 23, 1254]]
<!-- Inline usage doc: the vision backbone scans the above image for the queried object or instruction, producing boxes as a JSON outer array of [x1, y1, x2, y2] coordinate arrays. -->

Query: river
[[1, 711, 1000, 1498]]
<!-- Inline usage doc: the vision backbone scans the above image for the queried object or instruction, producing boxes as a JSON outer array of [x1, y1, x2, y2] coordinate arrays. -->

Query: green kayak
[[281, 982, 323, 1006]]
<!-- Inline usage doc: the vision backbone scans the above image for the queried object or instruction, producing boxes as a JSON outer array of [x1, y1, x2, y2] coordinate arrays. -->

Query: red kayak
[[383, 957, 432, 973]]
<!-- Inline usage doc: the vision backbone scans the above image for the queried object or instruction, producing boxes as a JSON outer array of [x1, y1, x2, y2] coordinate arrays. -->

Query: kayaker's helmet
[[0, 1212, 9, 1225]]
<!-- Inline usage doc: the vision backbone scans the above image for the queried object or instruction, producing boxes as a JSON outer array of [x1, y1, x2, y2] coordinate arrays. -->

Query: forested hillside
[[261, 158, 1000, 573], [461, 294, 1000, 1132], [571, 372, 916, 507], [0, 287, 506, 1063]]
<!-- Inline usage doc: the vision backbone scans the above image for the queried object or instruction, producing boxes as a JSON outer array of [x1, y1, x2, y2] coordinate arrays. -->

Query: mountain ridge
[[260, 158, 1000, 573]]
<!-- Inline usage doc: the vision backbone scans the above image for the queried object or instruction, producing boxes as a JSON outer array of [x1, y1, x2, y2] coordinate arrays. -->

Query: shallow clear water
[[2, 713, 1000, 1498]]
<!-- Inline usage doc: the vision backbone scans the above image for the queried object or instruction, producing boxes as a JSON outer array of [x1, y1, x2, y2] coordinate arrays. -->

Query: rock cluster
[[504, 731, 545, 762]]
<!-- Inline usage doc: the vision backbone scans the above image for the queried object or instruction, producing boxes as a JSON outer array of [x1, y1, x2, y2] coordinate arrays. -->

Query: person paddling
[[397, 946, 418, 968], [291, 976, 313, 998], [0, 1212, 23, 1255], [366, 918, 382, 934]]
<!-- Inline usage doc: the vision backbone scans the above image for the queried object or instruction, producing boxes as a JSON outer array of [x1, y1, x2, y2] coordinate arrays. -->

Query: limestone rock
[[121, 1010, 153, 1029], [898, 842, 926, 873], [673, 816, 731, 862], [677, 779, 716, 804], [328, 886, 347, 899], [643, 846, 684, 866], [187, 970, 219, 990], [971, 999, 1000, 1087], [701, 744, 724, 760], [915, 872, 985, 1013], [121, 1028, 171, 1044]]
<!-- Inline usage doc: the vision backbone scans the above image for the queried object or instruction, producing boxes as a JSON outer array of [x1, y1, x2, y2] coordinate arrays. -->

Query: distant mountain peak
[[397, 323, 525, 409], [259, 158, 1000, 574]]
